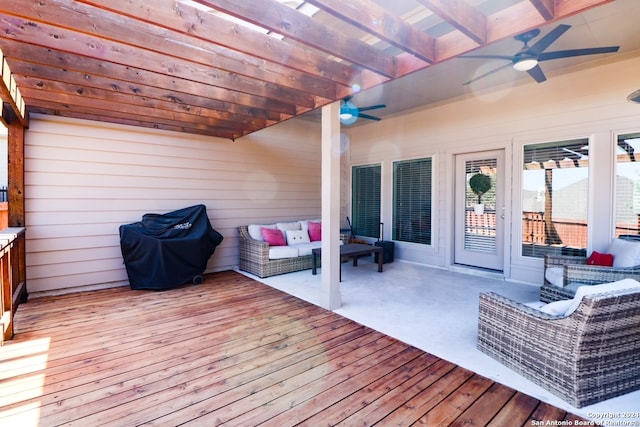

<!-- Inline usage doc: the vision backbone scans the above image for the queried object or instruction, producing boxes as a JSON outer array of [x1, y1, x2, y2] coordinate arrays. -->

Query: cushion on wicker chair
[[608, 238, 640, 267], [540, 278, 640, 316]]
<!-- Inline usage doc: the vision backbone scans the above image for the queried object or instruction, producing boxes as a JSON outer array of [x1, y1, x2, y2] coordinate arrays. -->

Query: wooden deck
[[0, 270, 595, 426]]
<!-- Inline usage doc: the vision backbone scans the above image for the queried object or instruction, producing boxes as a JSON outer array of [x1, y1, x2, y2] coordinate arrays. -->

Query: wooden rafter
[[0, 0, 618, 139]]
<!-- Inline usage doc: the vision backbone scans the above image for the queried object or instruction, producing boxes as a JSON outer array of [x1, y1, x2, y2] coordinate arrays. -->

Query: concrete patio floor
[[242, 258, 640, 424]]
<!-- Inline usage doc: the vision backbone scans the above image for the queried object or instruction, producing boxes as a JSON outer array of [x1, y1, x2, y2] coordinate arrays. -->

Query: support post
[[320, 101, 341, 310]]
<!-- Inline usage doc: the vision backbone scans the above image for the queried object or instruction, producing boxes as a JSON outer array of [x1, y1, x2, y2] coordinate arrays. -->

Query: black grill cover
[[119, 204, 223, 290]]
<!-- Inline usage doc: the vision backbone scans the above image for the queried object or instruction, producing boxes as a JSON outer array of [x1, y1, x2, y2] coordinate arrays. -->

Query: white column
[[321, 101, 341, 310]]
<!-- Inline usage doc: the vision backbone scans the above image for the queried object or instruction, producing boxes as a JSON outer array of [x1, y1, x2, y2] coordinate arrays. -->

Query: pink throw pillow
[[261, 227, 286, 246], [308, 221, 321, 242]]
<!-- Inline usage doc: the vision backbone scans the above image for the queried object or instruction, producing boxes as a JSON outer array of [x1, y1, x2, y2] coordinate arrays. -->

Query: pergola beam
[[0, 48, 27, 127]]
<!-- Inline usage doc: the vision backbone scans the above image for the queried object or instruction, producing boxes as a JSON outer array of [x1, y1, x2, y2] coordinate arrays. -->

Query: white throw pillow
[[286, 229, 311, 245], [607, 238, 640, 267]]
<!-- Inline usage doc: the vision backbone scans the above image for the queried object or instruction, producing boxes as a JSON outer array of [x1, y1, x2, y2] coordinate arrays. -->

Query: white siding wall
[[25, 116, 322, 294], [348, 55, 640, 284]]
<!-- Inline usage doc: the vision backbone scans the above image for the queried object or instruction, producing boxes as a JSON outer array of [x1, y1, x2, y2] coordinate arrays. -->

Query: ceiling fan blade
[[528, 24, 571, 55], [463, 63, 512, 85], [358, 113, 382, 121], [538, 46, 620, 61], [460, 55, 514, 61], [527, 65, 547, 83], [358, 104, 386, 112]]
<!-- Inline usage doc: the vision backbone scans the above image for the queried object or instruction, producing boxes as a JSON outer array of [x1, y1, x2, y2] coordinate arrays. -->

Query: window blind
[[352, 164, 381, 238], [393, 158, 432, 245]]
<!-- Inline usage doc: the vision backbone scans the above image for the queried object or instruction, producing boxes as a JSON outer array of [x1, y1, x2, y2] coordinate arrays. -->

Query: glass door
[[455, 150, 504, 271]]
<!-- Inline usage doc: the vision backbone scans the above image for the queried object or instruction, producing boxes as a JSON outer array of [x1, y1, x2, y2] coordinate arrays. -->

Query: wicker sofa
[[540, 234, 640, 302], [478, 280, 640, 408], [238, 221, 323, 278]]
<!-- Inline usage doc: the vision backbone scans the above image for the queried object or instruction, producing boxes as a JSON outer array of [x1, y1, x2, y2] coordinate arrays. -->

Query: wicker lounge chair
[[478, 284, 640, 408], [540, 235, 640, 302], [540, 254, 640, 302]]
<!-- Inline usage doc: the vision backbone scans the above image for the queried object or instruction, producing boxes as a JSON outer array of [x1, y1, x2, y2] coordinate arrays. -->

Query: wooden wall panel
[[24, 115, 322, 294]]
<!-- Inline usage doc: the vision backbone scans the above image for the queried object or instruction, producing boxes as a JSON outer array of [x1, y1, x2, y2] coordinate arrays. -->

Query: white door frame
[[454, 150, 506, 271]]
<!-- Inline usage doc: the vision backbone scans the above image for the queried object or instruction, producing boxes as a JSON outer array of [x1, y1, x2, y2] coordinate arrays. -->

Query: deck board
[[0, 270, 597, 426]]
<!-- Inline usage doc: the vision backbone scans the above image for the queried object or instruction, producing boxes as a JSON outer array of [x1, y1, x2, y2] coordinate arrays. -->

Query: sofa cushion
[[261, 227, 286, 246], [545, 267, 564, 287], [276, 221, 301, 232], [286, 229, 310, 245], [269, 246, 299, 259], [248, 223, 276, 241], [607, 238, 640, 267], [294, 241, 322, 256], [308, 221, 322, 242], [300, 219, 321, 235]]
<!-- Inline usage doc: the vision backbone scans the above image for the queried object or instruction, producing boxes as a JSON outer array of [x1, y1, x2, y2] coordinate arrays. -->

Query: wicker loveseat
[[541, 235, 640, 302], [238, 220, 323, 278], [478, 280, 640, 408]]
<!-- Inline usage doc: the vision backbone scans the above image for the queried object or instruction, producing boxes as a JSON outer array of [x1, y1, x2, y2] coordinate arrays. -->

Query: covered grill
[[119, 204, 223, 290]]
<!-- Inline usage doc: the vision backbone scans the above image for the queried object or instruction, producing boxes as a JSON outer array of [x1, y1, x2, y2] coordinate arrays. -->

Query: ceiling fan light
[[513, 58, 538, 71], [340, 100, 359, 125]]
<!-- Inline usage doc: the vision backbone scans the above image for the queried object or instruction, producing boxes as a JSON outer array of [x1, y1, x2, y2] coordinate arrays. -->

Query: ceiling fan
[[461, 24, 620, 85], [339, 97, 386, 125]]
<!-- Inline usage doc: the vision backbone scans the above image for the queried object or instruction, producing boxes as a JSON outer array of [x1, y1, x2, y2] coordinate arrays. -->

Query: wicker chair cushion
[[548, 278, 640, 317], [608, 238, 640, 267], [544, 267, 564, 287]]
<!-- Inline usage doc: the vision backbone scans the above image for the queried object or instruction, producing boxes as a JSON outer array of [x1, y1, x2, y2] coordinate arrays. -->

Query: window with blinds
[[393, 158, 432, 245], [522, 139, 589, 258], [615, 132, 640, 237], [351, 164, 381, 238]]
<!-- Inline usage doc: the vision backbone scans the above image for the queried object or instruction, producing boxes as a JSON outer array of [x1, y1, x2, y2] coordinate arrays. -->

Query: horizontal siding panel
[[25, 116, 322, 293]]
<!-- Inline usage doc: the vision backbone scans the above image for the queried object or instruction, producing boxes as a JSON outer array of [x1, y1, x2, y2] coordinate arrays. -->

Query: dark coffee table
[[311, 243, 383, 279]]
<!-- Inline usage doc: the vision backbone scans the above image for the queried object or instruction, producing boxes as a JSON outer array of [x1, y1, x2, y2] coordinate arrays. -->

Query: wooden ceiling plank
[[305, 0, 436, 64], [2, 42, 294, 118], [555, 0, 616, 17], [78, 0, 356, 89], [0, 8, 317, 110], [7, 56, 282, 122], [0, 41, 296, 119], [416, 0, 487, 45], [34, 0, 339, 100], [193, 0, 397, 78], [528, 0, 555, 20], [486, 0, 613, 44], [20, 87, 263, 132], [18, 76, 270, 129], [30, 106, 239, 139]]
